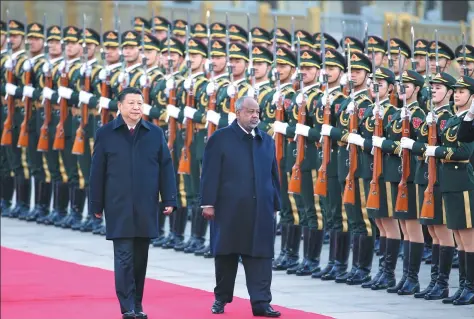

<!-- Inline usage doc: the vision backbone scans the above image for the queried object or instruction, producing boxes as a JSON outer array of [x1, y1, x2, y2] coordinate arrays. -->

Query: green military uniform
[[172, 19, 188, 76], [411, 72, 456, 226], [455, 44, 474, 78], [268, 28, 292, 87], [228, 24, 247, 45], [428, 40, 456, 112], [414, 39, 430, 112], [386, 38, 411, 109], [367, 35, 386, 68], [0, 20, 15, 216], [380, 70, 426, 220], [2, 20, 31, 218], [313, 32, 339, 53]]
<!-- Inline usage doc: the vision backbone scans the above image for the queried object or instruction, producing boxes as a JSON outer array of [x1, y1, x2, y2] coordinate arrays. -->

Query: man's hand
[[94, 212, 102, 218], [163, 206, 174, 215], [202, 207, 215, 220]]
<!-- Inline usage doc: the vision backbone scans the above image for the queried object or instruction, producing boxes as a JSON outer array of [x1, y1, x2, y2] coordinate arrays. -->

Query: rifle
[[434, 29, 440, 74], [410, 26, 416, 70], [52, 18, 69, 151], [421, 50, 435, 218], [290, 17, 299, 92], [206, 10, 217, 138], [18, 16, 32, 148], [288, 36, 305, 194], [341, 21, 349, 97], [387, 24, 398, 106], [118, 19, 128, 92], [366, 51, 383, 209], [178, 24, 193, 175], [99, 18, 110, 126], [166, 26, 177, 159], [462, 33, 468, 76], [343, 43, 358, 205], [314, 22, 330, 197], [1, 10, 14, 146], [37, 13, 52, 152], [226, 13, 236, 115], [72, 14, 90, 155], [140, 26, 150, 121], [395, 48, 410, 212], [272, 15, 284, 180]]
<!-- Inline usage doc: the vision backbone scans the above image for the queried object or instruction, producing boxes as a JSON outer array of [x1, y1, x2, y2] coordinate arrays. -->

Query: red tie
[[129, 128, 135, 135]]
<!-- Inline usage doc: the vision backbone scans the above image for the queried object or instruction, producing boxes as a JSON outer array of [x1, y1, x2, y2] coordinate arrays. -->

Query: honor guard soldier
[[192, 23, 208, 44], [455, 44, 474, 78], [228, 24, 247, 45], [150, 16, 171, 42], [172, 19, 187, 44], [413, 39, 430, 113], [133, 17, 151, 34], [289, 49, 327, 276], [313, 48, 348, 279], [313, 32, 339, 54], [139, 32, 164, 113], [293, 30, 314, 52], [424, 75, 474, 306], [401, 72, 457, 300], [428, 40, 455, 75], [367, 35, 386, 67], [250, 27, 271, 49], [270, 28, 292, 50], [210, 22, 226, 40], [0, 20, 15, 215], [385, 38, 411, 109], [2, 19, 31, 218], [34, 24, 68, 225], [371, 70, 426, 292]]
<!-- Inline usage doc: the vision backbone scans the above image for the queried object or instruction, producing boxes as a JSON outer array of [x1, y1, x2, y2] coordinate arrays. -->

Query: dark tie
[[129, 128, 135, 135]]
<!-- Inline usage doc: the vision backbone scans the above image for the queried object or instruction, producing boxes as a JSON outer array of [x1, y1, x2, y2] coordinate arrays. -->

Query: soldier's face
[[301, 66, 318, 84], [10, 34, 23, 50], [350, 69, 368, 87], [118, 93, 143, 123], [370, 79, 390, 99], [236, 98, 260, 130], [105, 46, 120, 63], [48, 40, 61, 57], [66, 41, 81, 58], [325, 66, 342, 84], [254, 61, 270, 79], [414, 55, 426, 73], [28, 36, 44, 54], [168, 52, 183, 70], [190, 53, 204, 71], [123, 45, 139, 63], [144, 49, 159, 67], [369, 52, 384, 67], [175, 35, 186, 44], [429, 57, 450, 74], [401, 83, 419, 102], [432, 84, 451, 104], [230, 58, 247, 77], [391, 54, 408, 74], [458, 61, 474, 77], [276, 64, 293, 82], [211, 55, 226, 73], [86, 43, 97, 59], [454, 88, 473, 107], [155, 30, 167, 41]]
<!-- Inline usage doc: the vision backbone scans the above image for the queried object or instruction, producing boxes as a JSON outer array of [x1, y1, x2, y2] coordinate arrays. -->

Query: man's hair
[[235, 96, 255, 111], [117, 87, 143, 102]]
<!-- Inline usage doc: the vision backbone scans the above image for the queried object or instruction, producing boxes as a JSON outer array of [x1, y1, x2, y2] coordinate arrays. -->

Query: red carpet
[[1, 247, 333, 319]]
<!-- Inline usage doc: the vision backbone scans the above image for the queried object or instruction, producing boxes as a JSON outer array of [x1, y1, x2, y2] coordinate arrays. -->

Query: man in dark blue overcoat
[[200, 96, 282, 317], [89, 87, 177, 319]]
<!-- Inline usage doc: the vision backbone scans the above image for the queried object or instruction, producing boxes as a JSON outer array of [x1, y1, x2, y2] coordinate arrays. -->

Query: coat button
[[455, 166, 458, 169], [253, 196, 256, 199]]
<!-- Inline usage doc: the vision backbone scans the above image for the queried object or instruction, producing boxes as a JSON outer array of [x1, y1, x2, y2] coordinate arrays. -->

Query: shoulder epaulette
[[331, 91, 345, 100]]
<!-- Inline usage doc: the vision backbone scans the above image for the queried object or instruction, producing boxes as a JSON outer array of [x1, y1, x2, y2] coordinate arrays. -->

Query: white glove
[[372, 136, 386, 148], [340, 73, 348, 86], [400, 107, 412, 121], [22, 85, 34, 98], [346, 101, 355, 114], [4, 58, 13, 70], [78, 91, 93, 105], [42, 87, 54, 100], [227, 84, 237, 98], [426, 112, 437, 124], [290, 70, 298, 82], [184, 78, 192, 91], [470, 99, 474, 114], [99, 97, 110, 110], [247, 87, 255, 98], [206, 110, 220, 125], [166, 77, 175, 90], [272, 91, 281, 105], [184, 106, 197, 119], [5, 83, 18, 96], [321, 92, 333, 106], [204, 59, 212, 74], [142, 103, 152, 116], [295, 93, 307, 107], [58, 60, 66, 72], [98, 69, 107, 81], [166, 104, 180, 119], [425, 145, 438, 157], [295, 123, 310, 137], [273, 121, 288, 135], [42, 62, 51, 74], [372, 105, 384, 118], [400, 137, 415, 150], [348, 133, 365, 147], [80, 64, 87, 76], [321, 124, 333, 137], [23, 59, 32, 72], [58, 86, 73, 100], [139, 74, 149, 87], [118, 72, 129, 86], [366, 78, 372, 87], [228, 112, 236, 125], [270, 68, 278, 82], [318, 69, 326, 83], [206, 81, 216, 96]]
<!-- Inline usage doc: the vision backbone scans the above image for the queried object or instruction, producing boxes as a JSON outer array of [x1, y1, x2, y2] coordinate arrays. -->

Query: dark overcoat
[[200, 120, 281, 258], [458, 118, 474, 143], [89, 115, 177, 240]]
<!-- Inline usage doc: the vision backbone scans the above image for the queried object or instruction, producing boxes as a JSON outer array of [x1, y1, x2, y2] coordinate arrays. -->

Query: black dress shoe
[[122, 310, 135, 319], [211, 300, 226, 314], [135, 311, 147, 319], [252, 305, 281, 317]]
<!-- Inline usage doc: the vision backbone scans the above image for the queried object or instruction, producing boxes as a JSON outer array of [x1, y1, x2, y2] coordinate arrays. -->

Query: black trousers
[[214, 254, 272, 311], [113, 238, 150, 314]]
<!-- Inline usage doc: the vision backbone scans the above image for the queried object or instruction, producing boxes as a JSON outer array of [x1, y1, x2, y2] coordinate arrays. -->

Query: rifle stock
[[366, 111, 383, 209], [1, 69, 15, 146], [17, 69, 32, 148], [207, 89, 217, 137], [314, 97, 331, 197], [178, 84, 194, 175], [72, 73, 90, 155], [142, 85, 150, 122], [37, 74, 52, 152], [100, 77, 110, 125], [229, 93, 236, 114], [288, 99, 306, 194], [167, 87, 177, 160], [395, 117, 411, 212], [421, 120, 436, 219], [343, 110, 358, 205], [274, 97, 284, 180], [53, 71, 68, 151]]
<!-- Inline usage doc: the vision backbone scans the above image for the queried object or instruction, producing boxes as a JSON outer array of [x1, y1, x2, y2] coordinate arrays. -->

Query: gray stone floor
[[1, 217, 472, 319]]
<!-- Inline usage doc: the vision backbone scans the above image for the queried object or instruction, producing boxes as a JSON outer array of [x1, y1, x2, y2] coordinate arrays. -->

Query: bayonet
[[43, 14, 49, 70], [462, 33, 468, 76], [364, 22, 368, 56], [247, 13, 250, 39], [24, 15, 30, 60], [140, 23, 148, 79], [151, 7, 156, 36], [225, 13, 233, 84], [206, 10, 214, 82], [342, 21, 346, 54], [399, 47, 406, 111], [167, 26, 173, 75], [387, 23, 393, 71], [297, 36, 303, 92], [114, 1, 119, 32], [410, 26, 416, 70], [290, 16, 295, 51], [435, 29, 440, 73]]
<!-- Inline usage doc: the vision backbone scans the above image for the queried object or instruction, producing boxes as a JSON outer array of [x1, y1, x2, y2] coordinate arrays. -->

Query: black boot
[[7, 177, 22, 218], [273, 225, 301, 271], [336, 233, 361, 283], [163, 208, 186, 249], [452, 249, 460, 268], [287, 226, 309, 275], [272, 223, 289, 269], [453, 251, 474, 305], [414, 243, 439, 298], [26, 181, 52, 222], [347, 234, 374, 285], [63, 187, 85, 229], [387, 240, 409, 293], [175, 207, 195, 252], [321, 231, 351, 281], [37, 182, 56, 224], [425, 245, 454, 300], [158, 213, 176, 248], [184, 207, 207, 253], [296, 228, 324, 276], [11, 178, 31, 218], [0, 176, 14, 217], [54, 183, 74, 227], [362, 236, 386, 288], [151, 210, 167, 246], [443, 250, 466, 304], [398, 242, 423, 295], [312, 229, 336, 278], [22, 179, 41, 220], [44, 182, 69, 226], [371, 238, 400, 290]]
